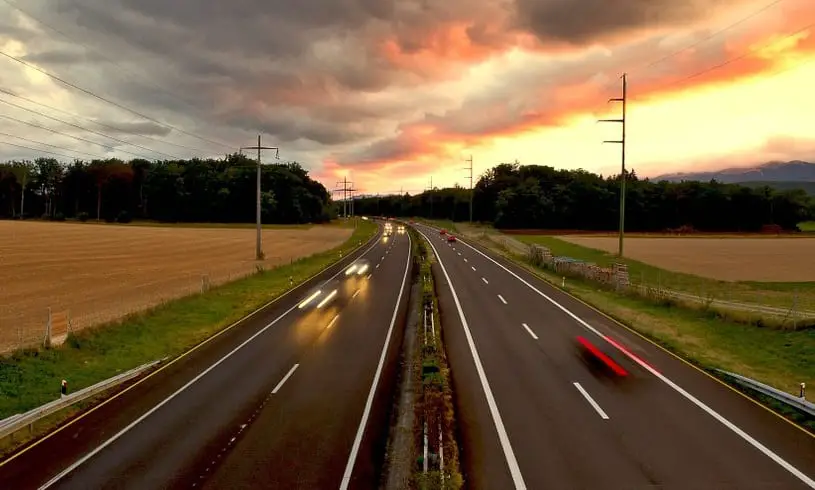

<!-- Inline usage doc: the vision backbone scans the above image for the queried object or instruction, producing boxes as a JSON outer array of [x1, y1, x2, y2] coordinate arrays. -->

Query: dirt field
[[0, 221, 352, 353], [558, 236, 815, 282]]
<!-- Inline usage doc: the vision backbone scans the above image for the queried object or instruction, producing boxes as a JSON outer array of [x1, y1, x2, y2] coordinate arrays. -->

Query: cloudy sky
[[1, 0, 814, 194]]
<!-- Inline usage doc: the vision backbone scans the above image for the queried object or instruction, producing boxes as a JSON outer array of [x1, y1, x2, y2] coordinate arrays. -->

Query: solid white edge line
[[573, 382, 609, 420], [38, 230, 388, 490], [450, 231, 815, 488], [339, 231, 413, 489], [414, 227, 527, 489], [498, 294, 507, 305], [272, 364, 300, 394], [521, 323, 538, 340]]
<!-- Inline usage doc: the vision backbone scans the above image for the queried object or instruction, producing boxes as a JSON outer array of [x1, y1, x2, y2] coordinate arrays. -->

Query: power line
[[654, 20, 815, 93], [0, 48, 234, 151], [0, 139, 90, 161], [0, 112, 152, 159], [0, 131, 106, 159], [634, 0, 787, 74], [1, 0, 209, 124], [0, 96, 181, 159], [0, 87, 205, 154]]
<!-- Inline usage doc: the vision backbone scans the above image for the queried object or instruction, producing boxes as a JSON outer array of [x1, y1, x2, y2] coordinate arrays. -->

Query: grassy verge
[[0, 220, 377, 440], [411, 229, 463, 489], [513, 234, 815, 313], [469, 234, 815, 432], [412, 218, 458, 234], [800, 221, 815, 232]]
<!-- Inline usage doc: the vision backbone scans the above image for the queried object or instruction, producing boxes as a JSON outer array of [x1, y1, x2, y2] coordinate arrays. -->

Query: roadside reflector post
[[801, 382, 806, 399], [61, 379, 68, 397], [289, 276, 294, 287], [562, 277, 566, 287]]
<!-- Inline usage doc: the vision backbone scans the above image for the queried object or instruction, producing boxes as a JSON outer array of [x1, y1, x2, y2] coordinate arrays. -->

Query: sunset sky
[[1, 0, 814, 195]]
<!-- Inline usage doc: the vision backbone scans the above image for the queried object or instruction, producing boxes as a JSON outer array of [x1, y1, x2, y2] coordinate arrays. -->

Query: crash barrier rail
[[715, 369, 815, 418], [0, 358, 165, 440]]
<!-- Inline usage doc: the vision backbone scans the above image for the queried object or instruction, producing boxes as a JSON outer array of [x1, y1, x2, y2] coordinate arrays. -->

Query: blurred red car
[[440, 229, 447, 235], [447, 235, 457, 243]]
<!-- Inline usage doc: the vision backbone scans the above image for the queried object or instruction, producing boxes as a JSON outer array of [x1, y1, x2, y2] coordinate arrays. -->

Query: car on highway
[[447, 235, 457, 243], [440, 229, 447, 235], [344, 258, 370, 277], [397, 225, 405, 234], [298, 278, 341, 310]]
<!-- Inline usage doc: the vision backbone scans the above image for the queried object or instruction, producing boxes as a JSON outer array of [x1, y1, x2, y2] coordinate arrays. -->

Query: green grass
[[800, 221, 815, 232], [0, 220, 377, 422], [513, 234, 815, 312], [470, 236, 815, 430]]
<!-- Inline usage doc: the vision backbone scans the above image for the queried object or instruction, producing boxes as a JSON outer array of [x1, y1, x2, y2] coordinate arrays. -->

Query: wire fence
[[469, 231, 815, 329]]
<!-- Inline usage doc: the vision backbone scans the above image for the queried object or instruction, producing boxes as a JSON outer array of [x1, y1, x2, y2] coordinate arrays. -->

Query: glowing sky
[[1, 0, 814, 195]]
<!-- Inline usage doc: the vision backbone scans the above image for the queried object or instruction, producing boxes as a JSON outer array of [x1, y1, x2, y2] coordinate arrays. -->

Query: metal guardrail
[[0, 358, 165, 440], [716, 369, 815, 417]]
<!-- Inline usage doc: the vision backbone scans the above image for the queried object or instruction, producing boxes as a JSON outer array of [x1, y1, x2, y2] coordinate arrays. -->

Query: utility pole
[[334, 176, 355, 218], [240, 134, 279, 261], [598, 73, 627, 258], [463, 155, 473, 223]]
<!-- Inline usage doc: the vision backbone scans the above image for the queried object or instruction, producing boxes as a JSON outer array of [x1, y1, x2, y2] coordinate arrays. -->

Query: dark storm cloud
[[513, 0, 742, 45]]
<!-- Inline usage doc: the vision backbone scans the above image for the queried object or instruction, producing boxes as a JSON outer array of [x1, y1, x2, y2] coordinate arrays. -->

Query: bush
[[53, 212, 66, 222], [77, 212, 89, 222], [41, 213, 50, 221], [116, 210, 132, 223]]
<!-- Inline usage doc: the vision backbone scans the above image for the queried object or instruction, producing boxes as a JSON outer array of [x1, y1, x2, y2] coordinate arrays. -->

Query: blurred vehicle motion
[[447, 235, 457, 243], [344, 259, 370, 277], [397, 225, 405, 234], [440, 229, 447, 235], [298, 279, 341, 310], [575, 335, 629, 378]]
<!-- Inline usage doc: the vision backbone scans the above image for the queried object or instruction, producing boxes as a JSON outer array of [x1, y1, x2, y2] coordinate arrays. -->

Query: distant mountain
[[655, 160, 815, 184]]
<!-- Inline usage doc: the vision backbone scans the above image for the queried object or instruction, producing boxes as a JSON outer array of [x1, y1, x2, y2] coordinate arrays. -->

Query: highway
[[413, 223, 815, 490], [0, 222, 412, 490]]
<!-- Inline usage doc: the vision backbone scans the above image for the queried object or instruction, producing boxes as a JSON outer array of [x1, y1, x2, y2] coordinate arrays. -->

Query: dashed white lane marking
[[481, 277, 489, 284], [471, 266, 476, 271], [573, 382, 609, 420], [376, 263, 381, 269], [498, 294, 507, 305], [272, 364, 300, 394], [522, 323, 538, 340], [352, 289, 360, 299], [457, 252, 462, 256], [464, 258, 468, 262]]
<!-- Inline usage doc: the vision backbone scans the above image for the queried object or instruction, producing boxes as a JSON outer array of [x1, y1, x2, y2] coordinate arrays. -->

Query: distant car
[[440, 229, 447, 235], [447, 235, 457, 243], [397, 225, 405, 234], [298, 279, 341, 310]]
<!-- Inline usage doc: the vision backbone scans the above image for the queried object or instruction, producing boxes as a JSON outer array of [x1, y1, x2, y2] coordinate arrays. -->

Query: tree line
[[352, 162, 815, 231], [0, 154, 334, 224]]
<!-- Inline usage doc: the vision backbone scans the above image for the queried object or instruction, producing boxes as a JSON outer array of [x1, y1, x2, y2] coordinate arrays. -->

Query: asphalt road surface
[[413, 223, 815, 490], [0, 223, 412, 490]]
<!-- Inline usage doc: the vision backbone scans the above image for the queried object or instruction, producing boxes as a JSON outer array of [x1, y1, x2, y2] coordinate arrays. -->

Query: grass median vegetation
[[412, 228, 463, 489], [0, 219, 377, 427]]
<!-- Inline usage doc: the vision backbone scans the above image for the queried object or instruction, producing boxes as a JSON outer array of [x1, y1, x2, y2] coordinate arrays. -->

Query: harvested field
[[0, 221, 352, 353], [558, 236, 815, 282]]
